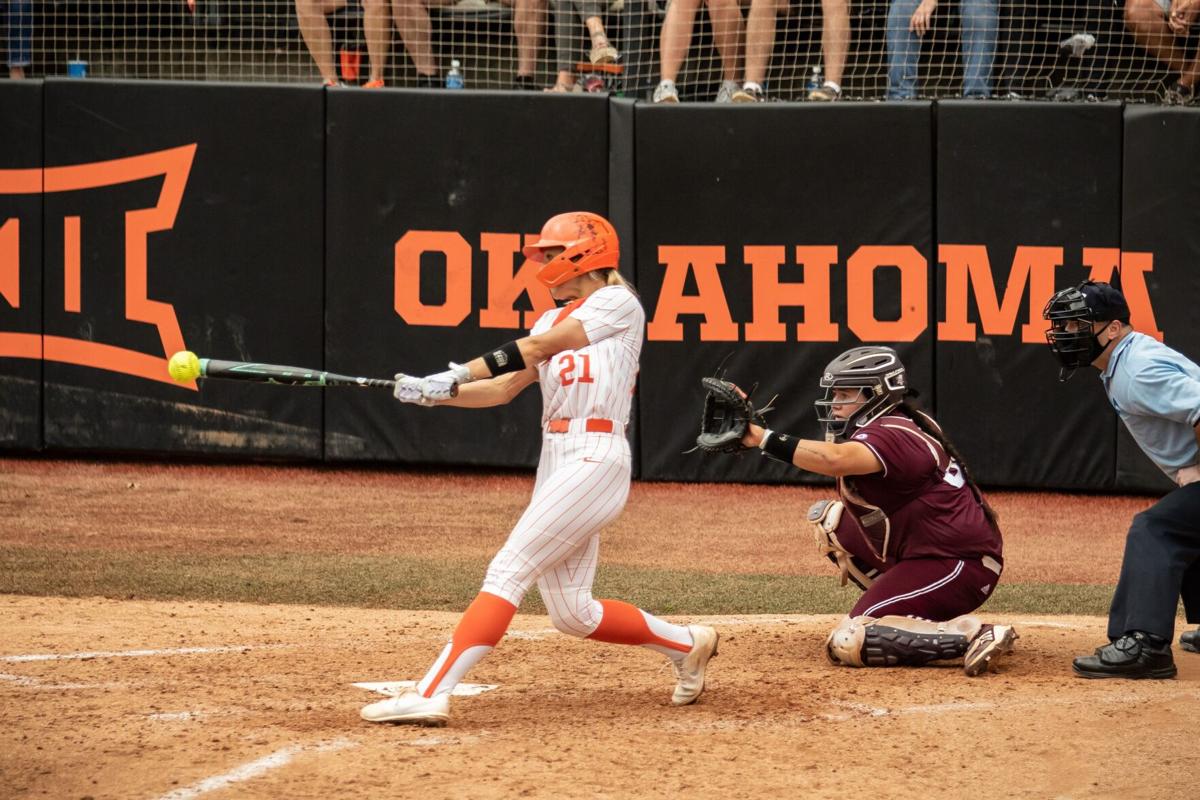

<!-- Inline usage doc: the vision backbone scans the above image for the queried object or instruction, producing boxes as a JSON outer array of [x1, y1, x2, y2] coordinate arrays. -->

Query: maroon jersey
[[834, 413, 1002, 566]]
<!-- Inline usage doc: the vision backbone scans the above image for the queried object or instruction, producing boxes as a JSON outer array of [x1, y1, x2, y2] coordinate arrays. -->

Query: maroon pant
[[849, 557, 1000, 620]]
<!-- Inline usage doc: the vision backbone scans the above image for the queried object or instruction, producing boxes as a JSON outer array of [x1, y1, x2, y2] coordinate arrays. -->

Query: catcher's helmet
[[523, 211, 620, 288], [815, 346, 908, 441], [1042, 280, 1130, 381]]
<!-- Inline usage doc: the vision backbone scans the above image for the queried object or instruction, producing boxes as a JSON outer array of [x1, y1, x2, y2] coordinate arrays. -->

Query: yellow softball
[[168, 350, 201, 383]]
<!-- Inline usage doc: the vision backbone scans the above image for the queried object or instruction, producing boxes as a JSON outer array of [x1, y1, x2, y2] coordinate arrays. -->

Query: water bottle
[[808, 66, 823, 95], [445, 59, 464, 90]]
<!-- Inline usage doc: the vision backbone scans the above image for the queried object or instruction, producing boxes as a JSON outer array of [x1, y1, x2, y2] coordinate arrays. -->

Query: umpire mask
[[814, 347, 908, 442], [1043, 281, 1130, 382]]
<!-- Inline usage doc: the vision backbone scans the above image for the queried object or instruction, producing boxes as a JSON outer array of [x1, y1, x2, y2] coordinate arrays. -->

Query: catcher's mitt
[[694, 377, 770, 454]]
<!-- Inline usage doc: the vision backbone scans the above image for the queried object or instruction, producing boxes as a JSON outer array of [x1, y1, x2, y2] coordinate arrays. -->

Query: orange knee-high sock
[[418, 591, 517, 698], [586, 599, 692, 653]]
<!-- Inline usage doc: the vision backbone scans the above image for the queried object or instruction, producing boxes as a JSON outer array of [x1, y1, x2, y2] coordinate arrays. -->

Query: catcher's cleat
[[1072, 632, 1177, 679], [672, 625, 719, 706], [963, 624, 1017, 676], [1181, 627, 1200, 653], [361, 690, 450, 726]]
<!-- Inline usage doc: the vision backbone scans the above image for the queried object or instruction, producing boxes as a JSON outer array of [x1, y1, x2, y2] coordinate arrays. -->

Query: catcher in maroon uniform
[[696, 346, 1016, 675]]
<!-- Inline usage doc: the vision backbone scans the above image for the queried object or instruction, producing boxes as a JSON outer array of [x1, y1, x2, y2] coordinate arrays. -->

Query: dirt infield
[[1, 598, 1197, 799], [1, 458, 1194, 799]]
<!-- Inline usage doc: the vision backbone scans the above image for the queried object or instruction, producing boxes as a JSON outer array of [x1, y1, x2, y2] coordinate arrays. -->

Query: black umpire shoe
[[1181, 627, 1200, 654], [1073, 632, 1177, 679]]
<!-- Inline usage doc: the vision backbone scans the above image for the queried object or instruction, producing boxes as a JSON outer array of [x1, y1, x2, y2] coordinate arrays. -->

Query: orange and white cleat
[[361, 690, 449, 726], [672, 625, 719, 705]]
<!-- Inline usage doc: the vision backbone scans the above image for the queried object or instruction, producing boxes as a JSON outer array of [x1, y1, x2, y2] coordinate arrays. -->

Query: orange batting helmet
[[523, 211, 620, 288]]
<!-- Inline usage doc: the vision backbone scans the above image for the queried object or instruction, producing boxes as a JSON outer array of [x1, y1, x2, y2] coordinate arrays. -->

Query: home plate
[[353, 681, 499, 697]]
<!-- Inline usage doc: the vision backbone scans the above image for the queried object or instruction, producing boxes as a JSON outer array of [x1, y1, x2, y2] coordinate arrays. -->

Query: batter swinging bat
[[168, 350, 394, 388]]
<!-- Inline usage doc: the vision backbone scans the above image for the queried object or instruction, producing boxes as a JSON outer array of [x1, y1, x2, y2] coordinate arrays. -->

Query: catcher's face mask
[[1043, 282, 1128, 382], [814, 347, 907, 441]]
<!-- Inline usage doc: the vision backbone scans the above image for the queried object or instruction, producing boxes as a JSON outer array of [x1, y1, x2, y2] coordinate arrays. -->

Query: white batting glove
[[419, 362, 473, 402], [393, 373, 435, 406]]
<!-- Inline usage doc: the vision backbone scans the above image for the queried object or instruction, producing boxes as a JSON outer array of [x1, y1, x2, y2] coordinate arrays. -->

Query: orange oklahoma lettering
[[939, 245, 1061, 344], [0, 218, 17, 307], [646, 245, 738, 341], [1082, 248, 1164, 342], [744, 245, 839, 342], [846, 245, 927, 342], [393, 230, 472, 327], [478, 232, 557, 329]]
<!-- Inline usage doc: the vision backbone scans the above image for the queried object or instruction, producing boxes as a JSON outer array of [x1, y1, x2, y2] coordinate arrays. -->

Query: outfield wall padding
[[322, 90, 610, 467], [633, 103, 936, 484], [1118, 106, 1200, 493], [0, 80, 43, 449], [934, 102, 1123, 490], [37, 79, 325, 457], [2, 81, 1198, 496]]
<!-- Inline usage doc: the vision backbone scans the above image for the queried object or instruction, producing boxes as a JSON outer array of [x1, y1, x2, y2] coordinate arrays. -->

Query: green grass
[[0, 546, 1118, 616]]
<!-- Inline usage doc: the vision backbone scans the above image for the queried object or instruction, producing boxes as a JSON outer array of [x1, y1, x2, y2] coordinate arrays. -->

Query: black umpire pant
[[1107, 482, 1200, 642]]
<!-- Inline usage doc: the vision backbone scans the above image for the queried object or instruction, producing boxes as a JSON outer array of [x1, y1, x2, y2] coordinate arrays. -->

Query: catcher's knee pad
[[809, 500, 878, 590], [827, 614, 983, 668]]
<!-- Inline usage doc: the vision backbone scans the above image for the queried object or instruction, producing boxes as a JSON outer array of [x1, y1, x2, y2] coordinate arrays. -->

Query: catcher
[[696, 346, 1016, 675]]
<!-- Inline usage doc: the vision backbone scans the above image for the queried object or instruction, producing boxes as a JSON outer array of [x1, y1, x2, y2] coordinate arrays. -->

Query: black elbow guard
[[482, 340, 527, 376]]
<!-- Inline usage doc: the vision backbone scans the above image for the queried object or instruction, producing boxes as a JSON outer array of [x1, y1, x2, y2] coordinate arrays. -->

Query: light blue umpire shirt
[[1101, 331, 1200, 483]]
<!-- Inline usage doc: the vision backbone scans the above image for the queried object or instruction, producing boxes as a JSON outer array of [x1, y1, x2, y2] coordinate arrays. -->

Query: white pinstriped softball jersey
[[480, 285, 644, 633]]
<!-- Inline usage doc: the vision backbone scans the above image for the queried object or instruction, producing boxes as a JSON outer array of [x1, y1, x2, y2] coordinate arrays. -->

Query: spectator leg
[[820, 0, 850, 87], [743, 0, 783, 85], [363, 0, 394, 82], [390, 0, 439, 78], [551, 0, 579, 86], [886, 0, 922, 99], [514, 0, 547, 78], [659, 0, 703, 83], [1124, 0, 1190, 76], [961, 0, 998, 97], [295, 0, 349, 82], [708, 0, 745, 82]]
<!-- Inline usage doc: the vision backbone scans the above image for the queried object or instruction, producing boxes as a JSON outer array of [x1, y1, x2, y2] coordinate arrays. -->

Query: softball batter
[[362, 211, 718, 726]]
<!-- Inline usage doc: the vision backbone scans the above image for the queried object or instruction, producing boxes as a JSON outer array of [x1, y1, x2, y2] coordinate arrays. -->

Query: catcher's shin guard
[[826, 615, 982, 668]]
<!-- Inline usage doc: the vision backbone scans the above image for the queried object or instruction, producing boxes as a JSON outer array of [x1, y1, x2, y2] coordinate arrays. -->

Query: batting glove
[[420, 362, 473, 402], [393, 373, 436, 406]]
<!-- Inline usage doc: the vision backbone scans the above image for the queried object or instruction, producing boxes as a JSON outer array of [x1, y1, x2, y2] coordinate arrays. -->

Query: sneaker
[[362, 79, 384, 89], [731, 84, 764, 103], [589, 36, 619, 66], [672, 625, 718, 706], [963, 624, 1017, 676], [1161, 82, 1194, 106], [808, 81, 841, 101], [653, 81, 679, 104], [360, 690, 450, 725], [714, 80, 739, 103], [1180, 626, 1200, 653], [1073, 632, 1177, 679]]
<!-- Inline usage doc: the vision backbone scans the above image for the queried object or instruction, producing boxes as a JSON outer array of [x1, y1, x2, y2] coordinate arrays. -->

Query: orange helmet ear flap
[[523, 211, 620, 287]]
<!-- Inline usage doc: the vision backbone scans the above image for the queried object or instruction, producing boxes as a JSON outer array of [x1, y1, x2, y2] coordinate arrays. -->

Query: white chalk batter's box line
[[0, 644, 294, 662], [152, 737, 356, 800]]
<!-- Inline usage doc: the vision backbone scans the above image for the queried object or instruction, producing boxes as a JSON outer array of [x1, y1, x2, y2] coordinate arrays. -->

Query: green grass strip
[[0, 546, 1117, 616]]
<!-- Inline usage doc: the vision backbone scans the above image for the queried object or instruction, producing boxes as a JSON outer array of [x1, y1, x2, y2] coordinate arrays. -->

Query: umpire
[[1044, 280, 1200, 678]]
